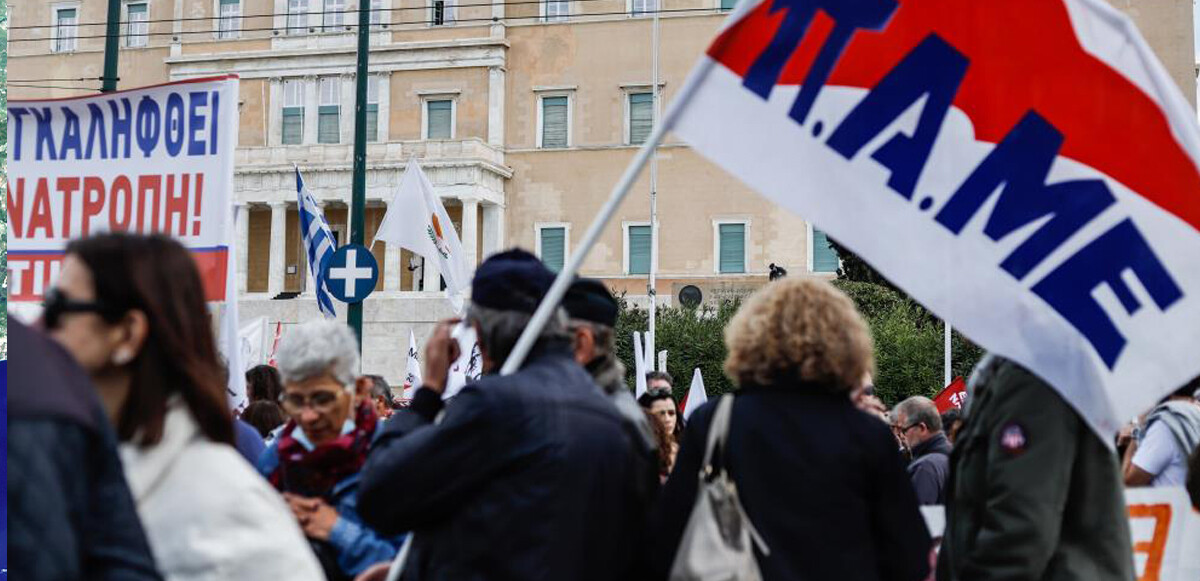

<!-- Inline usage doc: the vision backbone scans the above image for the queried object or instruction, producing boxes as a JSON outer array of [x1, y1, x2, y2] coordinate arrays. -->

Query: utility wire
[[10, 0, 710, 30], [9, 77, 106, 83], [9, 7, 719, 42], [9, 83, 104, 92]]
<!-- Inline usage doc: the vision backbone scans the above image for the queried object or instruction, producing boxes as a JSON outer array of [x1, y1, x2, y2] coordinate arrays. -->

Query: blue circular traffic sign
[[323, 244, 379, 304]]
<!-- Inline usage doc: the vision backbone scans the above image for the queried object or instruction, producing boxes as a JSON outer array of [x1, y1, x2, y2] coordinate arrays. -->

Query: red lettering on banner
[[8, 178, 26, 238], [29, 178, 55, 238], [82, 177, 106, 237], [1128, 503, 1171, 581], [110, 175, 133, 231], [56, 177, 80, 239], [138, 175, 162, 233], [165, 174, 189, 235], [192, 173, 204, 236]]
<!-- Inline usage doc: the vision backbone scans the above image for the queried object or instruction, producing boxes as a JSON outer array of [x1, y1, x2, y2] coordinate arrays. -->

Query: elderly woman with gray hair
[[257, 320, 404, 581]]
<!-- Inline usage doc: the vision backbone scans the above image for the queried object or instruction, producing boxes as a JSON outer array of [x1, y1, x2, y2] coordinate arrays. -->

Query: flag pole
[[647, 0, 662, 372], [500, 59, 716, 375], [944, 320, 952, 386]]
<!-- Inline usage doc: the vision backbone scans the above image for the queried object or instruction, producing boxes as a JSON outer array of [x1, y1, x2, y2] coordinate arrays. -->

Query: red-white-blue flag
[[669, 0, 1200, 439]]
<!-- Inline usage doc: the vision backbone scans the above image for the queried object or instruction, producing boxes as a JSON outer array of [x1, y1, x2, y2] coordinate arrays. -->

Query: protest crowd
[[8, 232, 1200, 581]]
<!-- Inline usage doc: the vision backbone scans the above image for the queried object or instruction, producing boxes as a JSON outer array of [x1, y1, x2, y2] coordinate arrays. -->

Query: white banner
[[7, 76, 240, 302], [671, 0, 1200, 439], [922, 488, 1200, 581]]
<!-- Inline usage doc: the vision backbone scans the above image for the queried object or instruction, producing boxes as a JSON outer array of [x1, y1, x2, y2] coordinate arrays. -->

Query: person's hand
[[422, 319, 462, 394], [289, 495, 340, 541], [282, 492, 309, 522]]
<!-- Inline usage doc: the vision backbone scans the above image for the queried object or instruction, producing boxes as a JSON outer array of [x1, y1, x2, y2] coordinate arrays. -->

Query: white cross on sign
[[328, 248, 374, 299]]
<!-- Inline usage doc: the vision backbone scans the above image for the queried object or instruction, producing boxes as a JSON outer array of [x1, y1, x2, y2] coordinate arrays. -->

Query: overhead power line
[[10, 0, 719, 30], [9, 7, 721, 43]]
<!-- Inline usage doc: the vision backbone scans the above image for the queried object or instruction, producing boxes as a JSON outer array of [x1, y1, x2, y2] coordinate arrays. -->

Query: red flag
[[933, 377, 967, 413]]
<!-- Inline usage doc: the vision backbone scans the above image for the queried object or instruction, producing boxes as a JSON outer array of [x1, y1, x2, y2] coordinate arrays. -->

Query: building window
[[627, 224, 652, 275], [366, 77, 381, 142], [716, 222, 746, 274], [811, 227, 839, 273], [124, 2, 149, 47], [53, 7, 79, 52], [423, 99, 454, 140], [538, 95, 570, 149], [217, 0, 241, 38], [318, 78, 341, 144], [287, 0, 308, 35], [628, 91, 654, 145], [322, 0, 344, 31], [430, 0, 454, 25], [543, 0, 568, 21], [630, 0, 656, 17], [720, 0, 735, 10], [370, 0, 386, 28], [282, 80, 305, 145], [537, 226, 568, 273]]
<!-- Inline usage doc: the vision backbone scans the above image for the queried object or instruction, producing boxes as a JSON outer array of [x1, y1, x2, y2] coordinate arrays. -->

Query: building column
[[482, 203, 504, 260], [268, 78, 283, 146], [423, 256, 441, 293], [268, 202, 288, 297], [384, 199, 403, 291], [236, 203, 250, 294], [461, 199, 479, 273], [303, 76, 319, 145], [377, 73, 391, 142], [487, 66, 505, 148]]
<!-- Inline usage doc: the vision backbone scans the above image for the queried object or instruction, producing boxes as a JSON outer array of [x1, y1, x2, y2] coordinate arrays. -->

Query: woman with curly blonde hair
[[651, 278, 931, 581]]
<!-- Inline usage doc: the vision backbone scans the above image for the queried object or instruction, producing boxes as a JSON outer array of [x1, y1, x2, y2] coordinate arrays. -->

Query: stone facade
[[9, 0, 1196, 383]]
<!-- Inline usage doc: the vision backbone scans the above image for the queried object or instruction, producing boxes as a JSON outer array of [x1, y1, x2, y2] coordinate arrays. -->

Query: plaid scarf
[[268, 401, 378, 499]]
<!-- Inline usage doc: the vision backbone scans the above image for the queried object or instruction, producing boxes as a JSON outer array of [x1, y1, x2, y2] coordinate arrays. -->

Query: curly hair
[[724, 278, 874, 393]]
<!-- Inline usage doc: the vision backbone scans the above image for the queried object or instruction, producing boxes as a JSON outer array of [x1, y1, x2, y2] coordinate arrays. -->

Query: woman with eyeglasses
[[43, 232, 323, 581], [258, 319, 405, 581]]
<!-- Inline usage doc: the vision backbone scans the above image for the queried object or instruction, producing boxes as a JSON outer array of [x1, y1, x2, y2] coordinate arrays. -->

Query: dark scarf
[[268, 401, 377, 499]]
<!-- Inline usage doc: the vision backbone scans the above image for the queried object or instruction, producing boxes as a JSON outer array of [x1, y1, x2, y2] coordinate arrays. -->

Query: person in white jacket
[[43, 232, 324, 581]]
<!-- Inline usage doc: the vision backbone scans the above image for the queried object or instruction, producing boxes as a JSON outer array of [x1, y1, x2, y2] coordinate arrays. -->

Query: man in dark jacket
[[937, 355, 1134, 581], [893, 396, 952, 505], [7, 318, 162, 581], [358, 250, 646, 581]]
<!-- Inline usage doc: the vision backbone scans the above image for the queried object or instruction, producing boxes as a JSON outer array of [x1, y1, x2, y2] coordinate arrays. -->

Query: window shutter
[[540, 227, 566, 272], [541, 96, 569, 148], [628, 225, 652, 275], [427, 100, 452, 139], [318, 106, 339, 143], [718, 223, 746, 273], [720, 0, 736, 10], [366, 104, 379, 142], [282, 108, 304, 144], [629, 92, 653, 145], [812, 228, 839, 273]]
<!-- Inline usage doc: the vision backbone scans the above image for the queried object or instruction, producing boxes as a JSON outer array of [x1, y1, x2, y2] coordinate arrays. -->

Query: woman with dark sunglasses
[[43, 232, 323, 581]]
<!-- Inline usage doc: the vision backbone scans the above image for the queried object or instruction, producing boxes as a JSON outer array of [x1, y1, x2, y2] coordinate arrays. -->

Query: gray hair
[[275, 320, 360, 389], [895, 396, 942, 433], [568, 319, 617, 360], [466, 303, 569, 367]]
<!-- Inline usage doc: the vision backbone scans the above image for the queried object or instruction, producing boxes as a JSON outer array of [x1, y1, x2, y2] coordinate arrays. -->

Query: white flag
[[443, 323, 480, 400], [682, 368, 708, 420], [376, 159, 470, 310], [657, 351, 668, 375], [633, 331, 648, 399], [238, 317, 268, 371], [402, 329, 422, 401]]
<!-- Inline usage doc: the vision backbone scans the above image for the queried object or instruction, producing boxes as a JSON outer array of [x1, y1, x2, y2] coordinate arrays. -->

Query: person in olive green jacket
[[937, 355, 1134, 581]]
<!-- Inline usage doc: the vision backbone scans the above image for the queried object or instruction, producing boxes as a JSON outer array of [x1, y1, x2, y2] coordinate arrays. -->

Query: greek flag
[[295, 167, 337, 318]]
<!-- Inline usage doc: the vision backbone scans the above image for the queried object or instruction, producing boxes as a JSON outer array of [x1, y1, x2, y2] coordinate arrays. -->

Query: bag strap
[[701, 394, 735, 479]]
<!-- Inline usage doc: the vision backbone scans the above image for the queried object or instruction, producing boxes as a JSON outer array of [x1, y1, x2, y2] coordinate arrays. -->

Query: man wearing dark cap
[[359, 249, 647, 581]]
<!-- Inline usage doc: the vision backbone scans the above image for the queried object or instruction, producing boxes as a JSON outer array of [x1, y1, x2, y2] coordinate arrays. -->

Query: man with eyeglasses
[[892, 396, 951, 505]]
